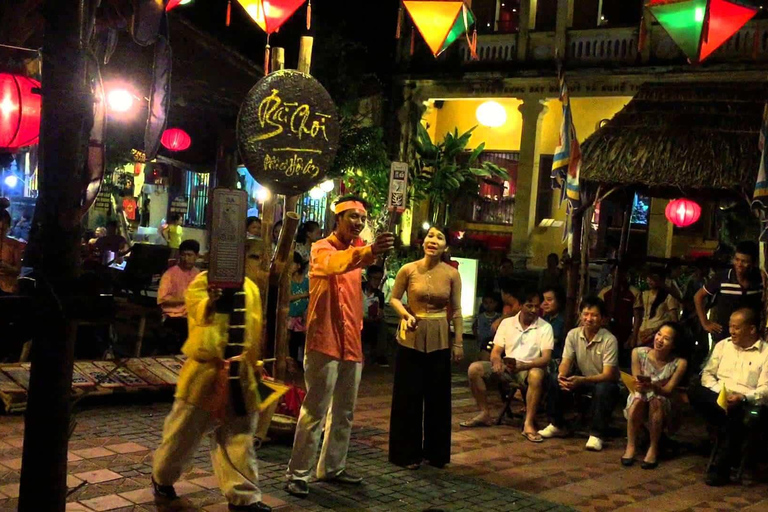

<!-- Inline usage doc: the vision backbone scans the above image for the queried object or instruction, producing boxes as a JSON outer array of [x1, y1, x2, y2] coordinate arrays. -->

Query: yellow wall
[[432, 99, 524, 150], [422, 96, 634, 266], [531, 97, 633, 267]]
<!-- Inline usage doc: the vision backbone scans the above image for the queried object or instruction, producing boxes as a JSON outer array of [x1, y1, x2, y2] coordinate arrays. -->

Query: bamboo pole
[[298, 36, 313, 74], [271, 47, 285, 73], [272, 199, 300, 381]]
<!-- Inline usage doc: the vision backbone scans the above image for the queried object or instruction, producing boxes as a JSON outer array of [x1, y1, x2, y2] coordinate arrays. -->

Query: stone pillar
[[510, 99, 547, 265], [555, 0, 575, 59], [517, 0, 537, 61], [647, 198, 673, 258]]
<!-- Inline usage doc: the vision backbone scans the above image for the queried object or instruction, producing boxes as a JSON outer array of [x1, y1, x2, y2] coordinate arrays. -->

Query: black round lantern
[[237, 70, 340, 196]]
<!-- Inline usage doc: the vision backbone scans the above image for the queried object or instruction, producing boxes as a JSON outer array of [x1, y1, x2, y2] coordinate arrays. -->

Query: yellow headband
[[334, 200, 367, 215]]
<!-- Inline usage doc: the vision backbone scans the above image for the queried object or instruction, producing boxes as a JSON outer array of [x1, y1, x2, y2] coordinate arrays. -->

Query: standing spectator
[[473, 291, 502, 360], [285, 196, 394, 497], [695, 241, 763, 346], [622, 322, 687, 469], [271, 220, 283, 251], [682, 259, 710, 368], [288, 252, 310, 370], [541, 286, 566, 363], [599, 265, 642, 361], [362, 265, 388, 366], [539, 297, 620, 452], [462, 290, 552, 443], [247, 216, 262, 239], [539, 253, 564, 291], [162, 213, 184, 254], [295, 221, 322, 263], [688, 308, 768, 486], [389, 226, 463, 469], [633, 268, 680, 348], [0, 199, 25, 295], [157, 240, 200, 352]]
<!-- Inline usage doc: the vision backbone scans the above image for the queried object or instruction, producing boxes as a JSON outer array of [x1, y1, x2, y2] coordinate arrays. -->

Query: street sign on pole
[[387, 162, 408, 213]]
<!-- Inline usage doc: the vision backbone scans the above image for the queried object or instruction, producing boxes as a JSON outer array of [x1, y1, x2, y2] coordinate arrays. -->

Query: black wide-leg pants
[[388, 344, 452, 467]]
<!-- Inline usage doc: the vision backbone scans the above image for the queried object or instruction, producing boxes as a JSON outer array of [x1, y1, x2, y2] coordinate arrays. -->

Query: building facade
[[395, 0, 768, 268]]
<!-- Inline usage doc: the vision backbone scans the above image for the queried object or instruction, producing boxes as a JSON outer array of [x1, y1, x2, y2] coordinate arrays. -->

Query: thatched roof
[[580, 82, 768, 198]]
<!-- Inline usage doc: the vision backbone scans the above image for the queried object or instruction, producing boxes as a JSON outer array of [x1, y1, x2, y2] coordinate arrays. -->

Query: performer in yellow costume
[[151, 255, 272, 512]]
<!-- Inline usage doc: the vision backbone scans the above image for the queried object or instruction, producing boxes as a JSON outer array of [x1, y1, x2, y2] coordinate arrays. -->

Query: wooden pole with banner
[[237, 33, 339, 441]]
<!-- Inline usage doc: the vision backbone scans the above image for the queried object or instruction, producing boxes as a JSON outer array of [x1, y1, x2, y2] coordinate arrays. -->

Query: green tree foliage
[[412, 123, 509, 224]]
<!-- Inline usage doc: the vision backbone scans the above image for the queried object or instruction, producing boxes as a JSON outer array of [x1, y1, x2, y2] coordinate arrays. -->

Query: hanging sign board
[[236, 70, 340, 196], [209, 188, 248, 288], [169, 195, 188, 217], [387, 162, 409, 213]]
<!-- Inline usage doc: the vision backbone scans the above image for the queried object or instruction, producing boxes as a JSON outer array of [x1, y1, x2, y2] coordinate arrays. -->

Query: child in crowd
[[362, 265, 388, 366], [288, 252, 310, 370], [492, 281, 522, 333], [473, 291, 501, 361]]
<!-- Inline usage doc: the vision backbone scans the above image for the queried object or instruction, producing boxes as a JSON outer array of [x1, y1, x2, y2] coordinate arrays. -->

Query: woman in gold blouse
[[389, 226, 463, 469]]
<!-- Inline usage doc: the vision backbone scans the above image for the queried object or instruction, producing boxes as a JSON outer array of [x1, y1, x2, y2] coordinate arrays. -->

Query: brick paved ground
[[0, 365, 767, 511]]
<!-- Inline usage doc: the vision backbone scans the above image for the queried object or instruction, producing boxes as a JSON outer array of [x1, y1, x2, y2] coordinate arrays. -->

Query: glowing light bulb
[[257, 187, 271, 202], [0, 95, 15, 117], [4, 175, 18, 188], [694, 7, 705, 22], [320, 180, 335, 193], [309, 187, 325, 200], [422, 222, 431, 230], [107, 89, 134, 113], [476, 101, 507, 128]]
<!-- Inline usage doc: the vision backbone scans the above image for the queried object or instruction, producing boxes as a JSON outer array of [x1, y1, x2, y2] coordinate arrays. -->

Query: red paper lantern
[[166, 0, 183, 11], [665, 198, 701, 227], [160, 128, 191, 152], [0, 73, 41, 150]]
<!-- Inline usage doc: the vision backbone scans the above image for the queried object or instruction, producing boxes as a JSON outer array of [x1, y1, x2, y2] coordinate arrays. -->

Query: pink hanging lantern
[[0, 73, 41, 150], [160, 128, 191, 152], [665, 198, 701, 227]]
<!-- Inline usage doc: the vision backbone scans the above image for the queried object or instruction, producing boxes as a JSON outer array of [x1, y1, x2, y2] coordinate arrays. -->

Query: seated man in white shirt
[[539, 296, 620, 452], [461, 289, 553, 442], [688, 308, 768, 487]]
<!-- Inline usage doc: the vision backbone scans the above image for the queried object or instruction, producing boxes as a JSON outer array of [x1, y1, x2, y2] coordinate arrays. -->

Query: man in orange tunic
[[285, 196, 394, 497]]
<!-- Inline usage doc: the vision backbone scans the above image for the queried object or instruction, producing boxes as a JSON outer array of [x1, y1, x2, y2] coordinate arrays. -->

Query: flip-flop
[[459, 418, 493, 428], [521, 431, 543, 443]]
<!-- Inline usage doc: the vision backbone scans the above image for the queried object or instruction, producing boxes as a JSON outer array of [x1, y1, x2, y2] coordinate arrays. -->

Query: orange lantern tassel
[[264, 35, 271, 76], [307, 0, 312, 30], [396, 4, 403, 39], [470, 29, 478, 60], [410, 27, 415, 55], [754, 29, 761, 59], [638, 15, 647, 53], [226, 0, 231, 27]]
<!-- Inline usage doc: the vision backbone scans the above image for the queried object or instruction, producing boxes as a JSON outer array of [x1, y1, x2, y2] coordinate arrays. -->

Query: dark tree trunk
[[18, 0, 91, 509]]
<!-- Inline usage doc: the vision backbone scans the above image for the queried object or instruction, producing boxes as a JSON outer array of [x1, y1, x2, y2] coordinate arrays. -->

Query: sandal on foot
[[521, 431, 543, 443], [460, 418, 492, 428]]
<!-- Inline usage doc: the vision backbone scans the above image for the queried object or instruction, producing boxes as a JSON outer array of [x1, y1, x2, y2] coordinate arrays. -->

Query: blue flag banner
[[753, 104, 768, 211], [551, 67, 582, 240]]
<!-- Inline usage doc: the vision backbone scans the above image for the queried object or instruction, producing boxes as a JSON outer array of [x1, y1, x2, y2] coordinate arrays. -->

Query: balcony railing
[[452, 18, 768, 66]]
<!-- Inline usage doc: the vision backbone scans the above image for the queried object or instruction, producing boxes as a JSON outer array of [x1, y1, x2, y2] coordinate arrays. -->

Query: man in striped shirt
[[695, 241, 763, 345]]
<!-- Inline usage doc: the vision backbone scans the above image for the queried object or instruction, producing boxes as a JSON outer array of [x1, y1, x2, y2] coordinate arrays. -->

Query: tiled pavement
[[0, 366, 767, 511]]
